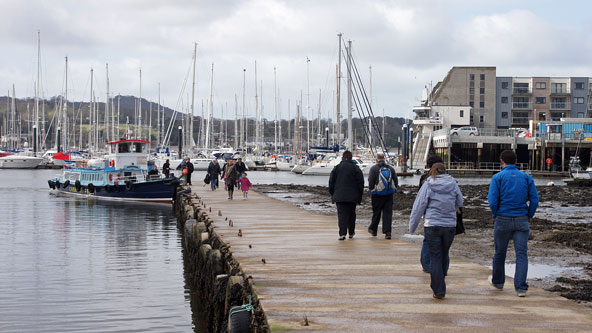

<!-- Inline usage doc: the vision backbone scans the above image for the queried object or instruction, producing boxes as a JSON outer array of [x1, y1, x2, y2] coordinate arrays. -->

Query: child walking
[[237, 172, 252, 199]]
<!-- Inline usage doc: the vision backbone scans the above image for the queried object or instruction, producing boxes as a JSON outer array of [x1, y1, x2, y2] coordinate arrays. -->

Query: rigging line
[[163, 55, 194, 147]]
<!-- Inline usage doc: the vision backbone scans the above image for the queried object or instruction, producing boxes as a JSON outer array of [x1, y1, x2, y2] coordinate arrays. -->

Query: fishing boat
[[48, 139, 178, 203]]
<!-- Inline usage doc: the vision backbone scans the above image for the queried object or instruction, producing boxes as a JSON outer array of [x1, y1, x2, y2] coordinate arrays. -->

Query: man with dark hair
[[235, 157, 247, 189], [329, 150, 364, 240], [368, 152, 398, 239], [488, 150, 539, 297]]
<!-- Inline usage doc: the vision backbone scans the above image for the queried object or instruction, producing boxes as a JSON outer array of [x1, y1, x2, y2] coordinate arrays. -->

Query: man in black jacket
[[234, 157, 247, 189], [186, 158, 194, 185], [207, 159, 221, 191], [368, 153, 398, 239], [329, 150, 365, 240]]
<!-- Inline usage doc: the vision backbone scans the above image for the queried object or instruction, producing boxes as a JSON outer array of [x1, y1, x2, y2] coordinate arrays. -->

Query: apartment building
[[429, 66, 592, 129], [430, 66, 497, 128]]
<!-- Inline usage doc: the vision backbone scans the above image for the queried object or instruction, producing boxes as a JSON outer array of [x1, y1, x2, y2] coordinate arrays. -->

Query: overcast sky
[[1, 0, 591, 121]]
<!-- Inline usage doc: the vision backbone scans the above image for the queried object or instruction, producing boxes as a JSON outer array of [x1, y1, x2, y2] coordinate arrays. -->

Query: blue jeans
[[421, 238, 450, 274], [210, 178, 218, 191], [492, 215, 529, 292], [424, 226, 455, 296]]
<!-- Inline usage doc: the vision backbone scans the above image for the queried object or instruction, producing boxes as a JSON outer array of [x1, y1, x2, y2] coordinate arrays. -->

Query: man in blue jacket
[[487, 150, 539, 297]]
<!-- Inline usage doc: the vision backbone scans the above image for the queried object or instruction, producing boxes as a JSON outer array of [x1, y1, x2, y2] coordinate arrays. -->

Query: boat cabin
[[107, 139, 150, 170]]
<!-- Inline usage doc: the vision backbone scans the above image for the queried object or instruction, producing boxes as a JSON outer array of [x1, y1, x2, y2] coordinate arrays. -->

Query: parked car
[[508, 128, 529, 137], [450, 126, 479, 136]]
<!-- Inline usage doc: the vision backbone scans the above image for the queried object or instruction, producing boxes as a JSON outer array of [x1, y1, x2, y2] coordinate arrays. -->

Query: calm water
[[0, 170, 194, 332]]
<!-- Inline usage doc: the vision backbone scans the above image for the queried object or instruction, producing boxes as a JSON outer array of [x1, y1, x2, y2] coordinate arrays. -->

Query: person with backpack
[[368, 153, 398, 240]]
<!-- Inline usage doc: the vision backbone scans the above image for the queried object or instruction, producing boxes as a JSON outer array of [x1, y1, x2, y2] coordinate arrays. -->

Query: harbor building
[[412, 66, 592, 173]]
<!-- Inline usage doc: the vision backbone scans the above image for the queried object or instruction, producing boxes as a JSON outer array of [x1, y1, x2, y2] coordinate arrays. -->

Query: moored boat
[[0, 154, 43, 169], [48, 139, 178, 203]]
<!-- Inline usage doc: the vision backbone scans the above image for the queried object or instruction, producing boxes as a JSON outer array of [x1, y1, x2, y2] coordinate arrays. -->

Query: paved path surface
[[192, 183, 592, 332]]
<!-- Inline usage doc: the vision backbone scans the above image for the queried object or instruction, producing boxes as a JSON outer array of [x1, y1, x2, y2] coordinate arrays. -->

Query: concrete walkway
[[192, 183, 592, 332]]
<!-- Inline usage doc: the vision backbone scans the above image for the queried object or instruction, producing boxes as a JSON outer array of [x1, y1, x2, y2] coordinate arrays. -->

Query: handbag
[[456, 207, 465, 235], [204, 173, 211, 184]]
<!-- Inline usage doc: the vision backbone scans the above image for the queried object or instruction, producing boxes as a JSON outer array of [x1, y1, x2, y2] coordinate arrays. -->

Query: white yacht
[[0, 154, 43, 169]]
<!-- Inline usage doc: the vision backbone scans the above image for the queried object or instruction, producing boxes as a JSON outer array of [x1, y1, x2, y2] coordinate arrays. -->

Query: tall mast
[[347, 40, 353, 151], [337, 33, 342, 148], [242, 68, 246, 151], [189, 42, 197, 151], [306, 57, 310, 152], [254, 61, 259, 154], [317, 88, 321, 146], [35, 30, 40, 154], [157, 83, 161, 146], [117, 95, 121, 139], [234, 94, 238, 148], [205, 63, 214, 152], [106, 63, 110, 143], [368, 65, 372, 148], [89, 68, 93, 151], [64, 56, 68, 151], [149, 101, 152, 150], [138, 68, 142, 139], [274, 66, 278, 153]]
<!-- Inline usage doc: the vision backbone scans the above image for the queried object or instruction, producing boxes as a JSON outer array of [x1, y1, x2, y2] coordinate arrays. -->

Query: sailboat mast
[[306, 57, 310, 152], [138, 68, 142, 139], [234, 94, 238, 149], [254, 61, 259, 154], [64, 56, 68, 151], [205, 63, 214, 152], [89, 68, 93, 151], [368, 65, 372, 148], [242, 68, 246, 151], [106, 63, 110, 143], [337, 33, 342, 148], [35, 30, 40, 154], [274, 66, 278, 153], [157, 83, 161, 146], [347, 40, 353, 152], [189, 42, 197, 152]]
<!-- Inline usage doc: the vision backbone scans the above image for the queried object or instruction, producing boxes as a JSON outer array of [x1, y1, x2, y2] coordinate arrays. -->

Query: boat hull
[[50, 178, 177, 204], [0, 156, 43, 169]]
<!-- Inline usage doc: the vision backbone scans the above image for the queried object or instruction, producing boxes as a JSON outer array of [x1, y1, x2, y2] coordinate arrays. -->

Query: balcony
[[589, 104, 592, 111], [550, 88, 570, 95], [512, 102, 532, 110], [512, 87, 531, 94], [511, 117, 530, 125], [550, 103, 570, 110]]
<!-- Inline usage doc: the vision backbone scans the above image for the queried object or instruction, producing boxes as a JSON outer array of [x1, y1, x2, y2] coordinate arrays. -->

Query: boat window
[[133, 142, 144, 153], [118, 143, 131, 153]]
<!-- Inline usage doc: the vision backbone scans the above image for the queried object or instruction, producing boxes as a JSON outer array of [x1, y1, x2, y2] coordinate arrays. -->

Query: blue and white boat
[[48, 139, 178, 203]]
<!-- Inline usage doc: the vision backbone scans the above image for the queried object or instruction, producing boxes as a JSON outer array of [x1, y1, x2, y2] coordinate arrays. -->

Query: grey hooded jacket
[[409, 174, 463, 233]]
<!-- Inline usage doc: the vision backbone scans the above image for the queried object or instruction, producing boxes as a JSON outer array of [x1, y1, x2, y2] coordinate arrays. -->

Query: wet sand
[[253, 183, 592, 306]]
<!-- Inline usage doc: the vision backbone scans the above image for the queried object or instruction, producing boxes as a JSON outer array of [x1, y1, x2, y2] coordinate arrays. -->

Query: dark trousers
[[186, 173, 192, 185], [369, 194, 393, 234], [425, 226, 455, 296], [336, 202, 357, 236]]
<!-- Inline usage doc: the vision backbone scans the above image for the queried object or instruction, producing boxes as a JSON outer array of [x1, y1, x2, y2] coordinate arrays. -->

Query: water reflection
[[0, 170, 194, 332]]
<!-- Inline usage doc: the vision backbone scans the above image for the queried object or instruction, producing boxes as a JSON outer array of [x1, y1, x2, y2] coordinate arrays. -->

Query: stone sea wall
[[174, 190, 269, 332]]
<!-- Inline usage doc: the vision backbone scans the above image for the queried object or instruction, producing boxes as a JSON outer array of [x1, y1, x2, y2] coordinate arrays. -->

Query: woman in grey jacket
[[409, 163, 463, 299]]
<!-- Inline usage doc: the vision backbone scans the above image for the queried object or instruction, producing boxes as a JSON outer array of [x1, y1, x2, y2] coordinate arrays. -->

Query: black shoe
[[368, 227, 377, 237], [433, 294, 445, 300], [348, 234, 355, 239], [338, 235, 346, 241], [385, 232, 392, 240]]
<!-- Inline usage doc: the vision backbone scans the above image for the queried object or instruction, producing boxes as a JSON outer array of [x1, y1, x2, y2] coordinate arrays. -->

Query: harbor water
[[0, 169, 194, 332]]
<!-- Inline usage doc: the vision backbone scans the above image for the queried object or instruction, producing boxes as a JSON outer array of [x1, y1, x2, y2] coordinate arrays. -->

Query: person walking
[[207, 159, 222, 191], [328, 150, 364, 240], [237, 172, 252, 199], [177, 158, 187, 183], [224, 159, 238, 200], [235, 157, 247, 190], [487, 150, 539, 297], [419, 155, 445, 273], [162, 159, 171, 178], [409, 163, 463, 299], [368, 153, 398, 239], [186, 158, 194, 185]]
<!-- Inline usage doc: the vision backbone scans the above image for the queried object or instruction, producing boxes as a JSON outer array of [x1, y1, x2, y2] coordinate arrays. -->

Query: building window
[[501, 97, 508, 104], [469, 88, 475, 94], [539, 112, 546, 121], [480, 101, 485, 108], [551, 83, 567, 94], [460, 110, 464, 117], [575, 82, 584, 89], [535, 97, 546, 104], [574, 97, 584, 104], [502, 112, 508, 119], [480, 87, 485, 94], [470, 115, 474, 123], [501, 82, 509, 89], [578, 112, 585, 118], [480, 115, 484, 123], [535, 82, 546, 89], [470, 74, 475, 80], [513, 82, 529, 94], [469, 101, 474, 107], [480, 74, 485, 80]]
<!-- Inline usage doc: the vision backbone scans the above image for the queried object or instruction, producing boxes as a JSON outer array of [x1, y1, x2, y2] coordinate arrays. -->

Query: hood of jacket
[[426, 174, 457, 193]]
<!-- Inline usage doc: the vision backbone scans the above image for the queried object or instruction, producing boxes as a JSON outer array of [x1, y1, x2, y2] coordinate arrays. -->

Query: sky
[[1, 0, 591, 121]]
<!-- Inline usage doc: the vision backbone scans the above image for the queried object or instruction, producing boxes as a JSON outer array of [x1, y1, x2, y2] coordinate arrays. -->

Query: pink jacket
[[238, 177, 252, 192]]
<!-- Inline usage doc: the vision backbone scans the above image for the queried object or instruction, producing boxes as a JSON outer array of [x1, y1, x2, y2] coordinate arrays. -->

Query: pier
[[180, 183, 592, 331]]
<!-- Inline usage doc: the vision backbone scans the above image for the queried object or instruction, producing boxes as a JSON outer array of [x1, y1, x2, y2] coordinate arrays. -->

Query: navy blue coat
[[328, 160, 364, 204]]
